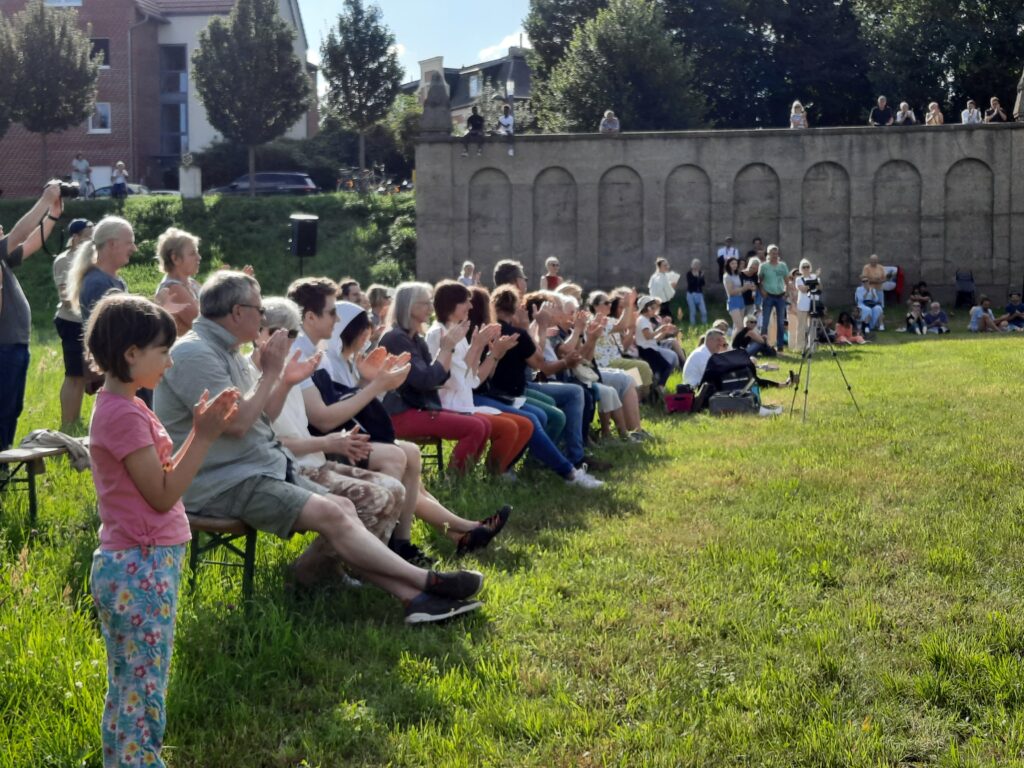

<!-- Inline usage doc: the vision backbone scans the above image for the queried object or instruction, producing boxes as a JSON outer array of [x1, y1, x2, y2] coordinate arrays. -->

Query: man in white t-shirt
[[682, 329, 728, 388], [648, 258, 679, 320], [716, 236, 739, 282], [497, 104, 515, 156]]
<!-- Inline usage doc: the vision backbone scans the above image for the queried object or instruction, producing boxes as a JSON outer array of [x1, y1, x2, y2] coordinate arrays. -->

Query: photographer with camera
[[0, 181, 66, 450], [792, 259, 821, 353]]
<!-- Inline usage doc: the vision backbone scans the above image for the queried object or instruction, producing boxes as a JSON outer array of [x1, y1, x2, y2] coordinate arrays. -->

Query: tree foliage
[[11, 0, 98, 175], [541, 0, 703, 132], [320, 0, 403, 170], [192, 0, 311, 193]]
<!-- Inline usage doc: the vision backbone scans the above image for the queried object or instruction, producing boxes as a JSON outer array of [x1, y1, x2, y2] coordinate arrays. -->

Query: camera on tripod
[[803, 276, 826, 318]]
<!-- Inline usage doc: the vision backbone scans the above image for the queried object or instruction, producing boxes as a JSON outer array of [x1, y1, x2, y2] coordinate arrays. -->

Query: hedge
[[0, 192, 416, 331]]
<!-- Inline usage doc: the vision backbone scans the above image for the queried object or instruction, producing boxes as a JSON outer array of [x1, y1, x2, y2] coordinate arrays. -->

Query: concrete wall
[[416, 124, 1024, 299]]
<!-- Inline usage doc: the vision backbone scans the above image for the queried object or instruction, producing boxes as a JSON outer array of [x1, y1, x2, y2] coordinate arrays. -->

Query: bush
[[0, 192, 416, 331]]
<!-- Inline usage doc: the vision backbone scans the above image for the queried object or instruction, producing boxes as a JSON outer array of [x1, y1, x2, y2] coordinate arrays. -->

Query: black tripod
[[789, 314, 861, 422]]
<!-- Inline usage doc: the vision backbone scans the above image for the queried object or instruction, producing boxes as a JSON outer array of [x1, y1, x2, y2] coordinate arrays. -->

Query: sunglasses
[[263, 327, 299, 339]]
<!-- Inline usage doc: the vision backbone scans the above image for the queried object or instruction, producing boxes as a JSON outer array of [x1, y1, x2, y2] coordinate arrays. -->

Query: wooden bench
[[0, 443, 84, 527], [186, 514, 258, 601]]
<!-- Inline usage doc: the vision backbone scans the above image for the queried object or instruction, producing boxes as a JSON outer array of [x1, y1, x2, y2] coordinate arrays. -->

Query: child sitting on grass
[[924, 302, 950, 334], [968, 296, 1006, 332], [85, 293, 240, 768], [835, 311, 868, 344], [906, 302, 927, 335]]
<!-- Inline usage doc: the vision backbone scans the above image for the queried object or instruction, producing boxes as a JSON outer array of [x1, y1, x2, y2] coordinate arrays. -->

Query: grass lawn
[[3, 326, 1024, 767]]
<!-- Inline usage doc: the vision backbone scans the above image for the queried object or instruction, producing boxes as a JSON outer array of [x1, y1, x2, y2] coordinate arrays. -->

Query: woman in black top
[[685, 259, 707, 326]]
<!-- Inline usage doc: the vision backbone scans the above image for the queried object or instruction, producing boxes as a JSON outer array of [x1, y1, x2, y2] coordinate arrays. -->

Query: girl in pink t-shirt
[[85, 294, 239, 768]]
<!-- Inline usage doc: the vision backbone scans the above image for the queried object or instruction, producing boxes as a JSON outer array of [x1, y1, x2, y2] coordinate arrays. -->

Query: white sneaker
[[567, 469, 604, 489], [877, 323, 885, 331], [758, 405, 783, 417]]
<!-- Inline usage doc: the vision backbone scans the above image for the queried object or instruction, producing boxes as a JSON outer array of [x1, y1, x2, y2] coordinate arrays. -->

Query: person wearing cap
[[648, 258, 679, 321], [716, 237, 739, 284], [791, 258, 820, 352], [52, 218, 93, 429], [540, 257, 562, 290], [154, 227, 203, 337]]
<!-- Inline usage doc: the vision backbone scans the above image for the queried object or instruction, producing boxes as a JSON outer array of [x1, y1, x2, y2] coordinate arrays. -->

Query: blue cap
[[68, 218, 93, 236]]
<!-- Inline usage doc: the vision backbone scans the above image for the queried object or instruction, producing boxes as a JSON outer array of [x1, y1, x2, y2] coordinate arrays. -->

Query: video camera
[[803, 276, 826, 318]]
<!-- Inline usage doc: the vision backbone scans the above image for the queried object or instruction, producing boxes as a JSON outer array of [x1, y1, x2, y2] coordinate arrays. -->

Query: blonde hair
[[67, 216, 133, 311], [155, 227, 199, 273], [554, 281, 582, 300]]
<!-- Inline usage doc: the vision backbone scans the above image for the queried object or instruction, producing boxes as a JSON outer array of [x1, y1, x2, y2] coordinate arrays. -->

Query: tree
[[320, 0, 403, 173], [524, 0, 607, 77], [542, 0, 704, 132], [192, 0, 311, 197], [11, 0, 98, 179], [0, 14, 18, 140]]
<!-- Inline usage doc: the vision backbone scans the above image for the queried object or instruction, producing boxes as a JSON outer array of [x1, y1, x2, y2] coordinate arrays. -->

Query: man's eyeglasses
[[238, 303, 265, 316], [263, 326, 299, 339]]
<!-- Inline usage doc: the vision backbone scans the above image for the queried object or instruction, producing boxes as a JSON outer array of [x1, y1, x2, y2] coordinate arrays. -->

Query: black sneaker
[[425, 569, 484, 600], [404, 593, 482, 625], [456, 505, 512, 556], [389, 539, 436, 568]]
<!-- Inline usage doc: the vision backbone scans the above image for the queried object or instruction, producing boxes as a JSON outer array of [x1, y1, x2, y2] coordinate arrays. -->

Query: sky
[[297, 0, 533, 84]]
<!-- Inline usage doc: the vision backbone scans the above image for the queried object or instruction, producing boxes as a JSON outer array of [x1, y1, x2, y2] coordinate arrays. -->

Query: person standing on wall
[[0, 181, 64, 451]]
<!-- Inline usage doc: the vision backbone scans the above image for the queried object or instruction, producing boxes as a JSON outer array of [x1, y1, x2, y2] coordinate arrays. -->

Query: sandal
[[456, 505, 512, 555]]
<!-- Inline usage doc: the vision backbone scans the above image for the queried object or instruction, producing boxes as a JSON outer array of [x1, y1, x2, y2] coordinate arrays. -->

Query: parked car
[[206, 172, 319, 196], [90, 183, 150, 198]]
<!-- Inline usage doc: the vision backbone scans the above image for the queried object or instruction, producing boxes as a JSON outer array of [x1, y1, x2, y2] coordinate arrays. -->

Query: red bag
[[664, 392, 693, 413]]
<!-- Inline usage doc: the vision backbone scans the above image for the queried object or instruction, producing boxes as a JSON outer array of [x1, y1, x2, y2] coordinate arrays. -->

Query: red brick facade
[[0, 0, 154, 197]]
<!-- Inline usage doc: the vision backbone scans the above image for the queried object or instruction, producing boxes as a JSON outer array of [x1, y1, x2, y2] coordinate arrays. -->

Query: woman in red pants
[[425, 281, 534, 478], [379, 282, 492, 474]]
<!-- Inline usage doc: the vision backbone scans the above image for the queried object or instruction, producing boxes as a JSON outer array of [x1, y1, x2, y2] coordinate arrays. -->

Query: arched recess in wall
[[468, 168, 513, 281], [872, 160, 920, 268], [733, 164, 780, 250], [944, 159, 994, 283], [801, 162, 851, 281], [598, 166, 643, 285], [665, 165, 711, 266], [533, 167, 578, 281]]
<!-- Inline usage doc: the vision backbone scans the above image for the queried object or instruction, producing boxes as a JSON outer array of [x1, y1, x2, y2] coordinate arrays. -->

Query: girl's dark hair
[[609, 296, 622, 318], [468, 286, 492, 332], [837, 311, 853, 325], [725, 258, 740, 276], [432, 279, 471, 324], [85, 293, 177, 383], [340, 310, 371, 348]]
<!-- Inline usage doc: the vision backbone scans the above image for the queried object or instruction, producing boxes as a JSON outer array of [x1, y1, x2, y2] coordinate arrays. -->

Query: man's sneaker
[[758, 405, 783, 417], [389, 539, 436, 568], [877, 323, 886, 331], [567, 468, 604, 489], [631, 429, 654, 441], [425, 569, 484, 600], [405, 593, 482, 625]]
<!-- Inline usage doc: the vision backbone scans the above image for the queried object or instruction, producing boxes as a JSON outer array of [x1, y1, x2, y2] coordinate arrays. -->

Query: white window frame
[[88, 103, 111, 134]]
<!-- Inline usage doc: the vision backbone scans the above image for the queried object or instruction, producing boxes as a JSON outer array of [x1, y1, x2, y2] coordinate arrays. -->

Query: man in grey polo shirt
[[154, 271, 485, 624], [0, 181, 64, 451]]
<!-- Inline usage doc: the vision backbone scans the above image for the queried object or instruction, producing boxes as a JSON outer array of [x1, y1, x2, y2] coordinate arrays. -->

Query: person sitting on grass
[[1004, 291, 1024, 330], [835, 312, 868, 344], [154, 271, 486, 624], [923, 302, 950, 334], [85, 293, 241, 768], [683, 329, 793, 416], [732, 314, 776, 357], [635, 296, 677, 389], [153, 227, 203, 337], [968, 295, 1006, 332], [291, 281, 511, 562], [906, 302, 927, 335]]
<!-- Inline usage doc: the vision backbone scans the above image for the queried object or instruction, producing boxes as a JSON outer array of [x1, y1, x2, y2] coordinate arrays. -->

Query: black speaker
[[289, 213, 318, 257]]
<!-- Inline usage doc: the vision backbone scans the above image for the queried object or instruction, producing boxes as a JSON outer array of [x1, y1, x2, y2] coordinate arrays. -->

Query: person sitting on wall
[[895, 102, 917, 125], [962, 99, 983, 124], [869, 96, 894, 126], [925, 102, 945, 125], [461, 106, 486, 157], [599, 110, 620, 133], [790, 101, 808, 128], [496, 104, 515, 157]]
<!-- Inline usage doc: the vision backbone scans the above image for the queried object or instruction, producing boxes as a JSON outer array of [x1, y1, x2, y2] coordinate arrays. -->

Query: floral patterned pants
[[91, 544, 185, 768]]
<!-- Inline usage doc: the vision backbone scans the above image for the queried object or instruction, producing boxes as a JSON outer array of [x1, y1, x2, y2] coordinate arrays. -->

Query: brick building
[[0, 0, 316, 197]]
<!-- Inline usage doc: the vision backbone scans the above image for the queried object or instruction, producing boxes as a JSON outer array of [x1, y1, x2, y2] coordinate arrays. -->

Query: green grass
[[4, 325, 1024, 767]]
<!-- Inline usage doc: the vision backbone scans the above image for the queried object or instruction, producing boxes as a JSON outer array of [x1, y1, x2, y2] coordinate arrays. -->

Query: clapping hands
[[192, 388, 241, 440]]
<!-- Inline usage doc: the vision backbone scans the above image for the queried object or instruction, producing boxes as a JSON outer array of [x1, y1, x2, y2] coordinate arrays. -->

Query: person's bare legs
[[292, 494, 425, 601], [610, 407, 630, 439], [415, 482, 480, 543], [367, 441, 419, 541], [622, 386, 642, 431], [599, 411, 613, 440], [59, 375, 85, 430]]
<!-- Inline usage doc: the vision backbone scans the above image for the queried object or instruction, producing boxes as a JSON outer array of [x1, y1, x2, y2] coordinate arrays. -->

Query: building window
[[159, 45, 188, 158], [468, 73, 480, 99], [44, 1, 83, 6], [88, 103, 111, 134], [91, 39, 110, 68]]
